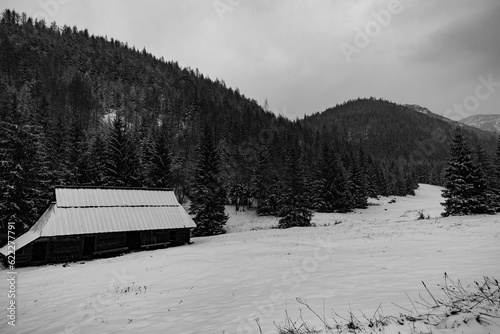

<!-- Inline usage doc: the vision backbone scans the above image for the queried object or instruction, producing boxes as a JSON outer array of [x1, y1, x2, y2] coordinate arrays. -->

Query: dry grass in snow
[[273, 274, 500, 334]]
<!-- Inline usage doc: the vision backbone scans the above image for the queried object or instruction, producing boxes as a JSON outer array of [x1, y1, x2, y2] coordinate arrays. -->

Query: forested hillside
[[0, 10, 496, 237], [303, 99, 497, 186]]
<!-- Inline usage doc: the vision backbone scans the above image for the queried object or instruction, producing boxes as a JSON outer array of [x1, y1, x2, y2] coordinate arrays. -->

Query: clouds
[[402, 1, 500, 68], [2, 0, 499, 119]]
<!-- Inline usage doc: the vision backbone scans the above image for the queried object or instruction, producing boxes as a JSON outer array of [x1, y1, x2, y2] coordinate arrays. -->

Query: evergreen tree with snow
[[473, 144, 495, 208], [152, 125, 172, 188], [0, 121, 28, 234], [65, 120, 87, 184], [493, 135, 500, 212], [104, 115, 140, 187], [312, 143, 351, 213], [253, 132, 281, 216], [0, 114, 53, 236], [189, 127, 227, 236], [227, 181, 250, 211], [346, 153, 368, 209], [86, 131, 108, 186], [139, 133, 157, 187], [441, 127, 493, 216], [278, 141, 312, 229]]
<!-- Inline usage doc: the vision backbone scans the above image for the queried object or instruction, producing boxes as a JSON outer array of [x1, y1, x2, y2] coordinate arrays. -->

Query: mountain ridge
[[460, 114, 500, 133], [303, 99, 497, 161]]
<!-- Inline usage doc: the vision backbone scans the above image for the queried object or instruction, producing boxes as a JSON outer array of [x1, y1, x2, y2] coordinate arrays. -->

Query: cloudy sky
[[3, 0, 500, 120]]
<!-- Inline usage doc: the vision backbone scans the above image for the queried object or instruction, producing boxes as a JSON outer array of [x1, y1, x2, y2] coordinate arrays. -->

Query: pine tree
[[362, 155, 380, 198], [474, 144, 495, 209], [152, 126, 172, 188], [65, 120, 87, 184], [189, 127, 227, 236], [474, 144, 492, 183], [493, 135, 500, 212], [312, 143, 351, 213], [23, 114, 54, 212], [278, 142, 312, 229], [0, 115, 53, 236], [441, 128, 493, 216], [104, 115, 139, 187], [227, 181, 250, 211], [346, 154, 368, 209], [86, 132, 108, 186], [0, 121, 26, 234], [253, 132, 280, 215], [139, 133, 156, 187], [47, 115, 70, 183]]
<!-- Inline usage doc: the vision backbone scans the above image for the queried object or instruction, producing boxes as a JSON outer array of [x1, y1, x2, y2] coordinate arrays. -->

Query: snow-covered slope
[[2, 184, 499, 334], [460, 114, 500, 133]]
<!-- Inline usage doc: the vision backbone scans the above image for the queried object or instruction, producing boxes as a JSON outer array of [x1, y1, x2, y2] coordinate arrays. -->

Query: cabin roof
[[0, 188, 195, 256], [55, 187, 179, 207]]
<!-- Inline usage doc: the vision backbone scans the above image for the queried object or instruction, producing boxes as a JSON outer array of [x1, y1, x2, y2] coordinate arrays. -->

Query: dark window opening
[[126, 231, 141, 251], [31, 242, 48, 261], [82, 237, 96, 256]]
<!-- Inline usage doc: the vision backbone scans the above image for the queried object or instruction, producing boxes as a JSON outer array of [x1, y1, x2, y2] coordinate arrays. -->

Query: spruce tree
[[313, 143, 351, 213], [493, 135, 500, 212], [363, 155, 381, 198], [23, 114, 53, 214], [139, 133, 156, 187], [104, 115, 139, 187], [441, 128, 493, 216], [189, 127, 227, 236], [254, 132, 280, 216], [278, 142, 312, 229], [65, 120, 87, 184], [0, 116, 53, 235], [474, 144, 495, 208], [47, 115, 70, 183], [0, 121, 27, 234], [152, 126, 172, 188], [474, 144, 492, 183], [86, 132, 108, 186], [346, 154, 368, 209]]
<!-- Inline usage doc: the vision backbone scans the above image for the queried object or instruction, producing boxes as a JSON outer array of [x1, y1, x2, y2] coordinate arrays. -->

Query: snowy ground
[[1, 184, 499, 334]]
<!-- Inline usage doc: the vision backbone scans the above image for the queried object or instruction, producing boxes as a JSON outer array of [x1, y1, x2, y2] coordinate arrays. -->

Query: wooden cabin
[[0, 187, 196, 267]]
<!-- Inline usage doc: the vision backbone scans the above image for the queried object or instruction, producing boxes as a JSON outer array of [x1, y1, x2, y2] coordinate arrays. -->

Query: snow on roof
[[55, 187, 180, 207], [0, 188, 196, 256]]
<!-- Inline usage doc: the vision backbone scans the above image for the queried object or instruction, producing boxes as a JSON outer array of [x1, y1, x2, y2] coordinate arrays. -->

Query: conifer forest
[[0, 9, 499, 238]]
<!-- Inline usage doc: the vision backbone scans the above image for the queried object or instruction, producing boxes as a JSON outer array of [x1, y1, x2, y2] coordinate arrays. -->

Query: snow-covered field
[[2, 184, 499, 334]]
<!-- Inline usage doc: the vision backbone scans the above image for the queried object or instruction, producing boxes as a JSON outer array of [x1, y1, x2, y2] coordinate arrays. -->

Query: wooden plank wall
[[47, 237, 81, 262], [95, 233, 126, 251]]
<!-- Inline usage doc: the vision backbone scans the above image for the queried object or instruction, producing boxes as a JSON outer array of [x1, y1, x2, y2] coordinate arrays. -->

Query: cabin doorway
[[126, 231, 141, 251], [82, 237, 95, 256]]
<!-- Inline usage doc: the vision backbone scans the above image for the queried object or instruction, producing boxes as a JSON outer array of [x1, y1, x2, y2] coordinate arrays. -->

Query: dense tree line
[[0, 10, 496, 237]]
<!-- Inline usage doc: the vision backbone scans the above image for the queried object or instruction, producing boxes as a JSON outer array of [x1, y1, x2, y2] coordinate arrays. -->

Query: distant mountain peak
[[460, 114, 500, 133]]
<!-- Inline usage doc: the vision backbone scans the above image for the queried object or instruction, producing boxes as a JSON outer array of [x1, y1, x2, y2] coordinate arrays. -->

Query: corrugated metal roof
[[55, 187, 179, 207], [41, 205, 195, 236], [0, 188, 196, 255]]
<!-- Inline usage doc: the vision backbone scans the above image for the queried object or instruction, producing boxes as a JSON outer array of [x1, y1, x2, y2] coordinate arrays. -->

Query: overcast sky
[[3, 0, 500, 120]]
